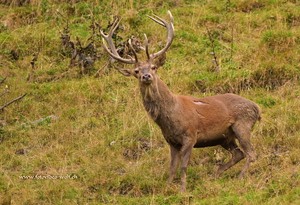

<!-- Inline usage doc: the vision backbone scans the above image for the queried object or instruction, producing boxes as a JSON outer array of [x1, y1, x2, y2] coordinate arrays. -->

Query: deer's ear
[[117, 68, 133, 77], [153, 53, 166, 68]]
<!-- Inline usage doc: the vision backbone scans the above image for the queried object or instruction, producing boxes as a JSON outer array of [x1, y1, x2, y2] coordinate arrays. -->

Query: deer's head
[[100, 11, 174, 86]]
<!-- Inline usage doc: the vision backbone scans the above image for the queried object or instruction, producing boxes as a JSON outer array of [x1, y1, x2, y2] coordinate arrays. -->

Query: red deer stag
[[100, 11, 261, 192]]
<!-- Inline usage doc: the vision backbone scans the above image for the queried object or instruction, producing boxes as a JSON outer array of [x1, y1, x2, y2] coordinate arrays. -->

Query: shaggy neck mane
[[139, 76, 176, 121]]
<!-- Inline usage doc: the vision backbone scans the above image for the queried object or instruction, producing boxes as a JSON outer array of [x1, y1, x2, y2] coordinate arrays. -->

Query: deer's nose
[[141, 73, 153, 84], [142, 74, 152, 81]]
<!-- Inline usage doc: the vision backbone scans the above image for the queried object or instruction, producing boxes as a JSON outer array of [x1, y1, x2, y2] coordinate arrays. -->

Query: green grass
[[1, 0, 300, 204]]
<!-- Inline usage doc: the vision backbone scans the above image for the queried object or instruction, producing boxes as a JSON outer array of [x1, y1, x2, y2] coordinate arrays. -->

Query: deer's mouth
[[141, 78, 153, 85]]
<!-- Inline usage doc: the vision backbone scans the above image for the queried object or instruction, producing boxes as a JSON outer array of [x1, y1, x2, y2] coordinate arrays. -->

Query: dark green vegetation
[[0, 0, 300, 204]]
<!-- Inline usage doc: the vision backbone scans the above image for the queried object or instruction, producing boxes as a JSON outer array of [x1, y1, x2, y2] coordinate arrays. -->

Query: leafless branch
[[0, 93, 27, 112], [230, 25, 234, 61], [205, 26, 220, 73], [94, 61, 109, 78]]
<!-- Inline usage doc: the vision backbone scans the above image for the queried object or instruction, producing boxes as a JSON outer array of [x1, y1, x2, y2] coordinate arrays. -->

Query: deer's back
[[207, 93, 261, 123], [175, 93, 261, 133]]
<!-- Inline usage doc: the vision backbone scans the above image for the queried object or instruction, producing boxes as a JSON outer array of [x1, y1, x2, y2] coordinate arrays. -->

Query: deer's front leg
[[168, 145, 180, 184], [180, 142, 194, 192]]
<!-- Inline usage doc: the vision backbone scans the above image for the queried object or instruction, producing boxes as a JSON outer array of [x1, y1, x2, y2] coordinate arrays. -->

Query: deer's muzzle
[[141, 73, 153, 84]]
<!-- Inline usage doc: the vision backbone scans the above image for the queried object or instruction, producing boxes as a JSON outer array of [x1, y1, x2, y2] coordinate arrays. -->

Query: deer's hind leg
[[232, 123, 256, 178], [216, 139, 245, 177]]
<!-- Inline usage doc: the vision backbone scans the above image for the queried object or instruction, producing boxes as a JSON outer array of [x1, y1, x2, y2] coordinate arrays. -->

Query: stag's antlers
[[100, 18, 137, 64], [146, 10, 174, 60], [100, 11, 174, 64]]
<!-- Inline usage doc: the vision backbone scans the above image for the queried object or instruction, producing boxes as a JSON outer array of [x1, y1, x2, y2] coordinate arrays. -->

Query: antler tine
[[144, 33, 150, 61], [148, 10, 174, 27], [148, 10, 174, 59], [100, 17, 137, 64], [100, 18, 120, 55], [167, 10, 174, 24], [128, 39, 139, 63], [147, 15, 166, 27], [110, 17, 121, 37]]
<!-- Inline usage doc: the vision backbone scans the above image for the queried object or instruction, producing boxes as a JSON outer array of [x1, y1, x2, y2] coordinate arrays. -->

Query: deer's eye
[[134, 69, 139, 74], [151, 66, 157, 70]]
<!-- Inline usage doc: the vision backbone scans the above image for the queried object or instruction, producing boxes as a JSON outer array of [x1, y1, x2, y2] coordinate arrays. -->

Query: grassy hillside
[[0, 0, 300, 204]]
